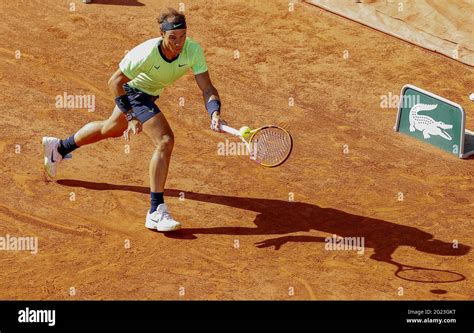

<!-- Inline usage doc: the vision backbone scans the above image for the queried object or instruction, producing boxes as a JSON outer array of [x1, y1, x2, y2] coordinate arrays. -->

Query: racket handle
[[220, 124, 241, 137]]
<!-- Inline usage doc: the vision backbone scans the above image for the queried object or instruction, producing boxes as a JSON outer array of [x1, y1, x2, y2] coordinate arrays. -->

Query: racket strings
[[250, 127, 292, 166]]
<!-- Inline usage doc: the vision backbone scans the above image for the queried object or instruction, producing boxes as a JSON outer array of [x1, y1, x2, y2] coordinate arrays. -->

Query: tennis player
[[42, 8, 225, 232]]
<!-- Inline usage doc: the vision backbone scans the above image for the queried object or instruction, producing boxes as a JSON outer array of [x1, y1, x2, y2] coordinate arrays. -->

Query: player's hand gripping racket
[[220, 124, 293, 167]]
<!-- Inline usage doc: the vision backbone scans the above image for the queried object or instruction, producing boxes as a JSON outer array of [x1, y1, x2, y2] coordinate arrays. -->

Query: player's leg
[[42, 106, 128, 177], [142, 112, 174, 193], [74, 106, 128, 146], [118, 84, 180, 232], [141, 111, 180, 232]]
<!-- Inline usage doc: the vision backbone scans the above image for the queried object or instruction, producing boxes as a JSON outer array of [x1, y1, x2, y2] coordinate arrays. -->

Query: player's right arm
[[111, 44, 148, 117], [111, 40, 153, 140], [109, 44, 148, 141], [108, 68, 133, 117], [108, 69, 130, 97], [108, 68, 141, 140]]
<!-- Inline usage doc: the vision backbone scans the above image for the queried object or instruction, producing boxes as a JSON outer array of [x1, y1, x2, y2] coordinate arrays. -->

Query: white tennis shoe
[[42, 137, 64, 177], [145, 203, 181, 232]]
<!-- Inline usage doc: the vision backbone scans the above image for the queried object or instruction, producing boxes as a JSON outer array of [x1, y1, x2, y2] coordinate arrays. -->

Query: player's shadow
[[87, 0, 145, 6], [57, 179, 470, 272]]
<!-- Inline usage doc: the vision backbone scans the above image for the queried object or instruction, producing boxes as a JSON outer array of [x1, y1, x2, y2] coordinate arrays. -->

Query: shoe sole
[[158, 224, 181, 232], [42, 138, 54, 178], [145, 221, 181, 232]]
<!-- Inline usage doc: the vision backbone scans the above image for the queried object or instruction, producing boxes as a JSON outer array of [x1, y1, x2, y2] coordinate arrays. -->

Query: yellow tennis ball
[[239, 126, 251, 138]]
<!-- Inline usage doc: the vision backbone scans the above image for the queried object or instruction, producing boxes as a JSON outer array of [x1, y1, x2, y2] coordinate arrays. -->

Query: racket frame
[[220, 124, 293, 167]]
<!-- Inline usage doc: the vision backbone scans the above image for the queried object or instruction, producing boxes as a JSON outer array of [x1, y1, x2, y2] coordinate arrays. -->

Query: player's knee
[[153, 134, 174, 152]]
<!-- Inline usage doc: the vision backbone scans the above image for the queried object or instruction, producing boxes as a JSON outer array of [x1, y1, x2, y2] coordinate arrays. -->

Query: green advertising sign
[[394, 84, 473, 158]]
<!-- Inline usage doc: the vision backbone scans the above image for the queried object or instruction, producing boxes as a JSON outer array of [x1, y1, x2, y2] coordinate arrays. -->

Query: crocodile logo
[[409, 103, 453, 140]]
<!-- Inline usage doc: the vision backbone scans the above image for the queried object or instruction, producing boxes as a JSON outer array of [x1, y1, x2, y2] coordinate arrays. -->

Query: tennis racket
[[220, 124, 293, 167]]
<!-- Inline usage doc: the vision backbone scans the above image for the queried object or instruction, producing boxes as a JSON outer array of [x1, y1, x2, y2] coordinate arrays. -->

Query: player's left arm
[[195, 70, 220, 114], [194, 71, 225, 132]]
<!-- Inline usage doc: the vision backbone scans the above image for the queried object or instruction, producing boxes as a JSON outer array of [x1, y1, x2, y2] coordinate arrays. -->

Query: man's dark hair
[[157, 8, 186, 26]]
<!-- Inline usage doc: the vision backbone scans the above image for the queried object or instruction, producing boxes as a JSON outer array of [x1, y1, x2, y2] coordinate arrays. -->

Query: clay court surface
[[0, 0, 473, 300]]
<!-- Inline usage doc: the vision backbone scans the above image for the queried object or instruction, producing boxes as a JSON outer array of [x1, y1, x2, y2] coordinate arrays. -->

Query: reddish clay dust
[[0, 0, 472, 300]]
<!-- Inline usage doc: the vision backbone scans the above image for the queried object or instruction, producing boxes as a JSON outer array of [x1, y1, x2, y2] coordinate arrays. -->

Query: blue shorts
[[123, 83, 161, 123]]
